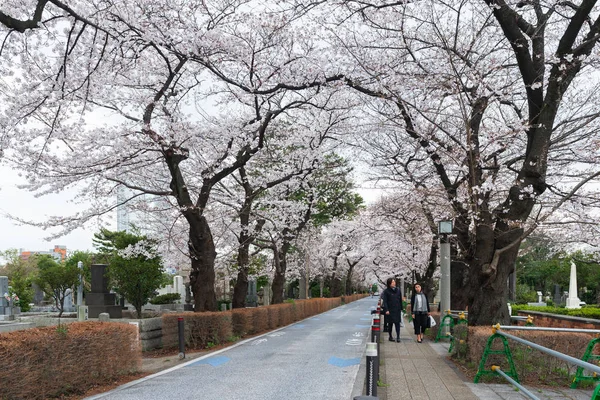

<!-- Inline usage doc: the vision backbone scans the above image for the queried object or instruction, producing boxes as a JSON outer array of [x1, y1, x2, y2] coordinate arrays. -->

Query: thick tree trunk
[[450, 260, 469, 310], [271, 270, 285, 304], [331, 275, 343, 297], [232, 267, 249, 309], [416, 239, 439, 301], [345, 270, 353, 295], [189, 215, 217, 312], [467, 224, 523, 325], [271, 242, 290, 304], [232, 206, 252, 309]]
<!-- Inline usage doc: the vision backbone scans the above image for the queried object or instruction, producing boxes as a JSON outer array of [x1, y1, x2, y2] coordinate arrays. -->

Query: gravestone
[[263, 284, 271, 306], [174, 276, 184, 303], [246, 279, 258, 307], [32, 283, 45, 305], [0, 276, 8, 309], [184, 282, 194, 311], [553, 284, 562, 306], [63, 289, 74, 312], [87, 264, 122, 318]]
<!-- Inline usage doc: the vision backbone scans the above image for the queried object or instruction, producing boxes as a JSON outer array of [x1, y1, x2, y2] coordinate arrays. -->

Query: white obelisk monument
[[565, 261, 582, 309]]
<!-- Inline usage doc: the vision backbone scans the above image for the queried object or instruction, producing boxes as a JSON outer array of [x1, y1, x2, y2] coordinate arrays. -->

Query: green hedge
[[149, 293, 181, 304], [511, 304, 600, 319]]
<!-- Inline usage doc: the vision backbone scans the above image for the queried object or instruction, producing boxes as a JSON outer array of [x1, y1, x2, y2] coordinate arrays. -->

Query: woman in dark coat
[[410, 283, 430, 343], [382, 277, 403, 342]]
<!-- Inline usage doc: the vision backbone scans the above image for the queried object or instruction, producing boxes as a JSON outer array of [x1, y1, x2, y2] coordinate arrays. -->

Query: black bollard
[[178, 316, 185, 359], [365, 342, 378, 397], [371, 314, 381, 380]]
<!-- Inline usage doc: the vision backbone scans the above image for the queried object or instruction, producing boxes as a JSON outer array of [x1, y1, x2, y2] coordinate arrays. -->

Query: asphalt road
[[87, 297, 378, 400]]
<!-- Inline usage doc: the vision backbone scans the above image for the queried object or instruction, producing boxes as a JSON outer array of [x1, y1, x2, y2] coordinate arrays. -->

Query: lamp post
[[438, 220, 453, 327]]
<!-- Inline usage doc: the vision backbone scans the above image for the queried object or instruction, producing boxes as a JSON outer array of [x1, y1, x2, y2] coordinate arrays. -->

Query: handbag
[[428, 315, 437, 327]]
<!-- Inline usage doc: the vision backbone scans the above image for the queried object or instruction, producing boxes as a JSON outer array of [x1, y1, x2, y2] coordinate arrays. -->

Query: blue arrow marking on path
[[328, 356, 361, 368], [311, 318, 320, 321], [360, 318, 371, 321], [186, 356, 230, 367], [355, 324, 370, 328], [290, 324, 306, 329]]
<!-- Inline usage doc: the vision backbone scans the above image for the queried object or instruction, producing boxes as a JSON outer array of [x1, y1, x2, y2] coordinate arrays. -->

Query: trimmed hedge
[[161, 295, 366, 350], [0, 322, 141, 400], [511, 304, 600, 319]]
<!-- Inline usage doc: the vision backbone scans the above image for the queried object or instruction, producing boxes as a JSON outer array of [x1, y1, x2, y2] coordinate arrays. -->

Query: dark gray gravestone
[[553, 284, 561, 306], [32, 283, 45, 305], [246, 279, 258, 307], [87, 264, 122, 318], [0, 276, 8, 313]]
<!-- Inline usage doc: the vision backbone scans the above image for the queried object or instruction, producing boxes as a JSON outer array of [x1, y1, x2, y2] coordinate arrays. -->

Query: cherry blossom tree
[[0, 1, 345, 311], [326, 0, 600, 324]]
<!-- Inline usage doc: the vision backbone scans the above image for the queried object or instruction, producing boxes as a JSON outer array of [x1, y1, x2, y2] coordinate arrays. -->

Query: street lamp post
[[438, 220, 453, 327]]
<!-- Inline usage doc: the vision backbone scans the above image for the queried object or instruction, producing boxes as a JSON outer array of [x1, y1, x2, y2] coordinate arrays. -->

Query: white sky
[[0, 165, 98, 255]]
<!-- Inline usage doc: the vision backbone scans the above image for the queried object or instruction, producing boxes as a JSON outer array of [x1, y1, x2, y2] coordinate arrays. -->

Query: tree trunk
[[466, 224, 523, 325], [331, 275, 343, 297], [232, 208, 251, 309], [270, 247, 284, 304], [232, 268, 249, 309], [450, 260, 469, 310], [416, 239, 439, 301], [188, 215, 217, 312]]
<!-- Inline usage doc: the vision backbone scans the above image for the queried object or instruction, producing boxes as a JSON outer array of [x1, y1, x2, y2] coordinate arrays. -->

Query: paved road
[[88, 298, 377, 400]]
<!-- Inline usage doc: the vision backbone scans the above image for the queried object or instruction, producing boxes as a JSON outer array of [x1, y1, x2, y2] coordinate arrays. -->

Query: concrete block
[[142, 337, 162, 351], [139, 317, 162, 332]]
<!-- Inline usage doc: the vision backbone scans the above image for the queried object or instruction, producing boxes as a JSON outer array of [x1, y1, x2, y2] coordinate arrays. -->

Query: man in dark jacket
[[382, 277, 403, 342]]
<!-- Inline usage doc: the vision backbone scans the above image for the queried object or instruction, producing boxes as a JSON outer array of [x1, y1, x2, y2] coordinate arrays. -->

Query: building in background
[[19, 245, 67, 262]]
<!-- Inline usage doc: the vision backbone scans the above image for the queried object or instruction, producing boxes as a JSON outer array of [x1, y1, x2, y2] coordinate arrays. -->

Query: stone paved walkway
[[375, 317, 596, 400]]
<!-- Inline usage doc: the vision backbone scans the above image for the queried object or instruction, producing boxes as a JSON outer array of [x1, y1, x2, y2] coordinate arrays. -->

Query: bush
[[163, 312, 232, 349], [511, 304, 600, 319], [149, 293, 181, 304], [515, 283, 538, 304], [0, 322, 140, 399]]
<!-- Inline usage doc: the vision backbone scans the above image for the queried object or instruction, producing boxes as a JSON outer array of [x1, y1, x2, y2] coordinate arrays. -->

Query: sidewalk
[[376, 317, 596, 400]]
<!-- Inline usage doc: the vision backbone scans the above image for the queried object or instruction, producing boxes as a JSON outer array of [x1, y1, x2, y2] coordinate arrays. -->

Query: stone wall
[[517, 310, 600, 329]]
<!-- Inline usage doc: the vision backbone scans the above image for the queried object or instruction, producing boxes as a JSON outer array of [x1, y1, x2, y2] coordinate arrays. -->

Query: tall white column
[[440, 239, 451, 314], [77, 261, 83, 306], [566, 261, 582, 309]]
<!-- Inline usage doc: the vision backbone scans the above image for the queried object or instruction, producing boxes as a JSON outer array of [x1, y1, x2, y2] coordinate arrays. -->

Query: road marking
[[359, 318, 371, 321], [328, 356, 361, 367], [250, 339, 268, 346], [355, 324, 370, 328], [353, 332, 365, 337], [345, 339, 362, 346], [186, 356, 230, 367], [268, 332, 286, 337]]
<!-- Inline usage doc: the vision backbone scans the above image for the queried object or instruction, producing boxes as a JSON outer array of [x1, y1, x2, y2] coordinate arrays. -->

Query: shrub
[[515, 283, 538, 304], [0, 322, 140, 399], [231, 309, 254, 337], [511, 304, 600, 319], [163, 312, 232, 349], [149, 293, 181, 304]]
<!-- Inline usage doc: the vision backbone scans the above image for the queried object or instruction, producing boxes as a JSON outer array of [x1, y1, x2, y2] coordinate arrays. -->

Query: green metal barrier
[[571, 337, 600, 389], [474, 328, 519, 384]]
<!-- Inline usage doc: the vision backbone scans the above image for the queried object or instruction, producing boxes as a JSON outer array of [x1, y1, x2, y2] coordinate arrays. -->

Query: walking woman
[[382, 277, 403, 342], [410, 283, 430, 343]]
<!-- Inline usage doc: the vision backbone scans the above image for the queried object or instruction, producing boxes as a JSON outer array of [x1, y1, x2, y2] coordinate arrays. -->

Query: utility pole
[[438, 220, 453, 334]]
